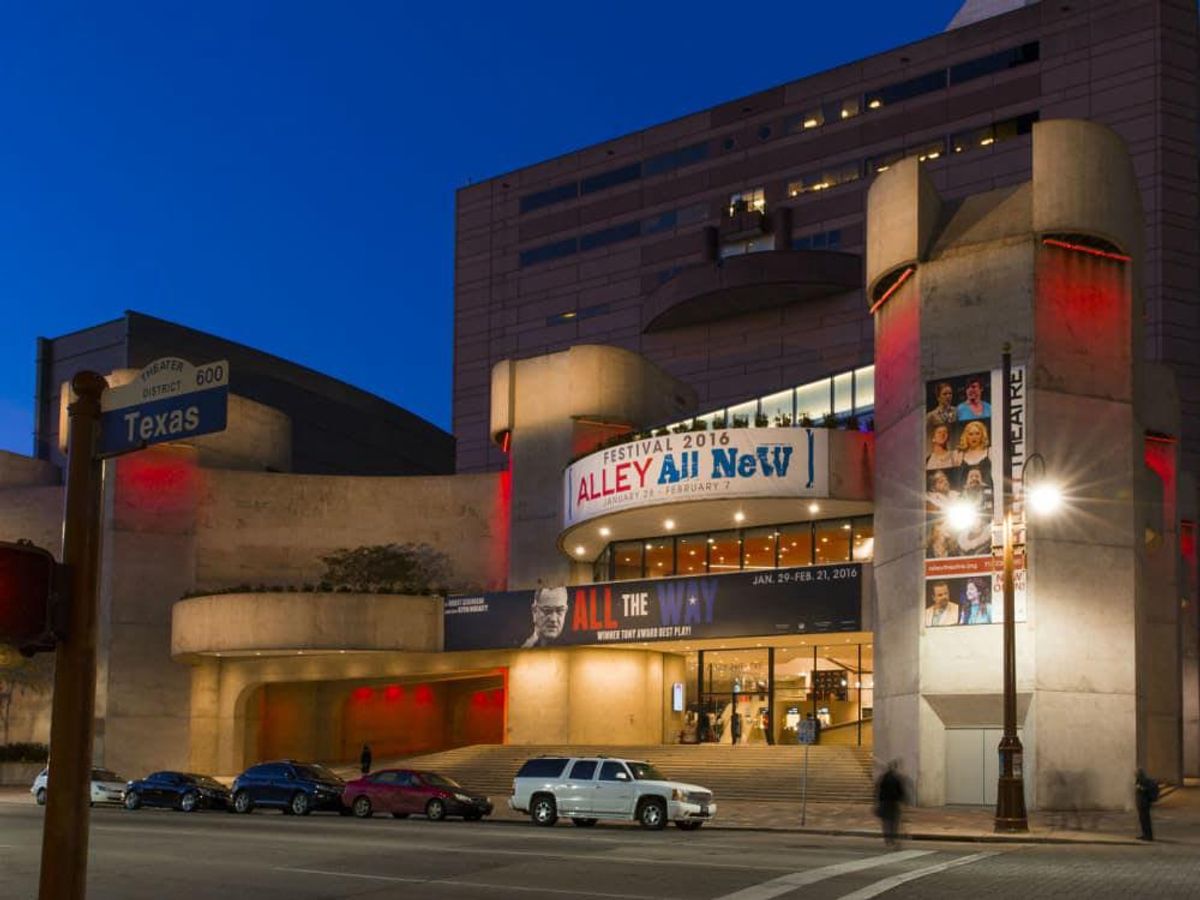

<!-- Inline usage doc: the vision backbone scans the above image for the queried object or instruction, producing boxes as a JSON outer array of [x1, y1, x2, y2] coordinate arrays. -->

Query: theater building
[[1, 0, 1197, 810]]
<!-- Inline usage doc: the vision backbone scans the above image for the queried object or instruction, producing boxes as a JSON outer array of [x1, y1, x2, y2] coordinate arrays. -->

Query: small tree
[[319, 543, 452, 594]]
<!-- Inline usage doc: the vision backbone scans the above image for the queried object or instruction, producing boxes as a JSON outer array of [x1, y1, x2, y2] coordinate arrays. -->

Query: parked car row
[[30, 754, 715, 832]]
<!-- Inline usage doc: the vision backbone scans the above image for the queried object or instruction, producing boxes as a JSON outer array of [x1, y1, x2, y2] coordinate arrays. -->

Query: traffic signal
[[0, 540, 59, 655]]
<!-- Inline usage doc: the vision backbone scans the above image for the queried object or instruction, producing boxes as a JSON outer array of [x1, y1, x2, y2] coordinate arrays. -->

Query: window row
[[592, 518, 875, 582], [661, 364, 874, 433], [519, 202, 707, 268], [518, 42, 1038, 215]]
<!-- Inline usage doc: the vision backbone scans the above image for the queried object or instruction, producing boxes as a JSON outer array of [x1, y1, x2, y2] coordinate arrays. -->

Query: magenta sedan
[[341, 769, 493, 821]]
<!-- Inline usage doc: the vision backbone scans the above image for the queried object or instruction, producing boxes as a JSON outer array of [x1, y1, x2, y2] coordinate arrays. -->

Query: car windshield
[[188, 774, 225, 789], [420, 773, 462, 789], [91, 769, 122, 782], [627, 762, 667, 781], [294, 764, 343, 784]]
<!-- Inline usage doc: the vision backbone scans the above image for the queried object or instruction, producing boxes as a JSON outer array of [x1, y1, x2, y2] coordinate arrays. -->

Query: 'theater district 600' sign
[[563, 427, 829, 526]]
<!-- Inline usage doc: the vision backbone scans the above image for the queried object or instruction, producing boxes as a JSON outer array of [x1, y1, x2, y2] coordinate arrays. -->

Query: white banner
[[563, 427, 829, 527]]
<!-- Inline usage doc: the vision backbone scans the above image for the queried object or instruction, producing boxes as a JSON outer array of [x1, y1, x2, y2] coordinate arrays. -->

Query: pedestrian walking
[[1135, 768, 1159, 841], [730, 711, 742, 745], [875, 760, 907, 847], [360, 743, 373, 775]]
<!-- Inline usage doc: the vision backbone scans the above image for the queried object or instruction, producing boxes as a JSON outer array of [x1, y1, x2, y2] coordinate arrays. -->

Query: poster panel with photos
[[922, 367, 1027, 626]]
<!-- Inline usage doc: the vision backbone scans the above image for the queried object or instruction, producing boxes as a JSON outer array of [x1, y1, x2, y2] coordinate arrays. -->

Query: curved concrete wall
[[172, 592, 442, 657]]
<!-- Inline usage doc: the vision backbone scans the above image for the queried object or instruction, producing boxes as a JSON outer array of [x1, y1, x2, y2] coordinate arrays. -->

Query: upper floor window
[[728, 188, 766, 217]]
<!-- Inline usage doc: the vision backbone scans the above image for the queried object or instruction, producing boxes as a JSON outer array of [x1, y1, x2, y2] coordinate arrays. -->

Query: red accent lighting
[[1042, 238, 1131, 263], [383, 684, 403, 702], [414, 684, 434, 706], [351, 686, 373, 701], [869, 266, 914, 315]]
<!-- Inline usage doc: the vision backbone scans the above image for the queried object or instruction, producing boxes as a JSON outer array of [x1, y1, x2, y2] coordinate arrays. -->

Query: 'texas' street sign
[[99, 357, 230, 457]]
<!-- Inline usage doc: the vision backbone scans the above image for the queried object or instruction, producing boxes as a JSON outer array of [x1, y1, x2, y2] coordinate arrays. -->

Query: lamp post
[[994, 344, 1027, 833]]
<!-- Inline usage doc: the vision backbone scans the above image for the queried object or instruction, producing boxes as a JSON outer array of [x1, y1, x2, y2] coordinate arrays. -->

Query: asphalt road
[[2, 802, 1199, 899]]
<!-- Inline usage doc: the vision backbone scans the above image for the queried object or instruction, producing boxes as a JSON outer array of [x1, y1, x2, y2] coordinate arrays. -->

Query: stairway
[[368, 742, 876, 804]]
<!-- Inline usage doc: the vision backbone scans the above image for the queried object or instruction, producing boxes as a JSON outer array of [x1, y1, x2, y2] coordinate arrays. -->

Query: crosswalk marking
[[833, 850, 1000, 898], [712, 850, 934, 900]]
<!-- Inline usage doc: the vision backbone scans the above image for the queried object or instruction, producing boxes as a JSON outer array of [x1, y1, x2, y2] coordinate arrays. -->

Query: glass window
[[727, 400, 757, 429], [520, 182, 578, 214], [598, 761, 631, 781], [866, 148, 905, 175], [852, 517, 874, 561], [719, 234, 774, 259], [795, 379, 831, 423], [787, 161, 860, 197], [952, 124, 995, 154], [579, 220, 641, 251], [994, 111, 1038, 143], [642, 141, 709, 177], [797, 107, 824, 131], [760, 389, 794, 427], [949, 42, 1039, 85], [826, 95, 860, 122], [645, 539, 674, 578], [815, 520, 852, 564], [643, 210, 678, 235], [728, 188, 765, 215], [593, 545, 612, 583], [516, 758, 568, 778], [833, 372, 853, 416], [708, 530, 742, 573], [865, 69, 947, 110], [519, 237, 578, 268], [853, 366, 875, 413], [677, 533, 707, 575], [612, 541, 643, 581], [568, 760, 598, 780], [777, 523, 813, 567], [914, 138, 946, 162], [581, 163, 641, 195], [743, 527, 777, 570]]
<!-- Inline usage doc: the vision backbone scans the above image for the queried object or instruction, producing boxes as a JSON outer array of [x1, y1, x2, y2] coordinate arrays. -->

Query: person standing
[[360, 743, 373, 775], [1135, 769, 1159, 840], [876, 761, 907, 847], [730, 711, 742, 745]]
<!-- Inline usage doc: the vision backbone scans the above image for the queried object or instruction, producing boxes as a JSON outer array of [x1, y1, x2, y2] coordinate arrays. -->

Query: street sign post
[[99, 357, 229, 458], [797, 718, 817, 826]]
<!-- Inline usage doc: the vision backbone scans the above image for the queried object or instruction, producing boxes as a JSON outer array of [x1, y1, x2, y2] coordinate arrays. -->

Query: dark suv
[[230, 761, 347, 816]]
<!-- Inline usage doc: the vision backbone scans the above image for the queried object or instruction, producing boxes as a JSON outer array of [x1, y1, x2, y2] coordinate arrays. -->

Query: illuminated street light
[[1027, 481, 1063, 516]]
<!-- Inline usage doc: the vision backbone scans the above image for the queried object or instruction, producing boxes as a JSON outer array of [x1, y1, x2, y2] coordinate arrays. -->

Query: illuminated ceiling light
[[623, 557, 631, 562], [707, 538, 715, 544], [1027, 482, 1064, 516], [926, 151, 940, 160], [820, 537, 829, 543], [645, 543, 653, 550], [656, 562, 664, 567], [734, 511, 745, 523], [867, 99, 882, 109], [945, 500, 979, 533], [599, 526, 611, 537], [574, 545, 587, 556], [876, 165, 890, 173], [803, 118, 819, 129], [664, 519, 676, 530], [808, 502, 820, 514], [841, 523, 851, 530], [689, 550, 696, 556], [980, 136, 994, 146], [840, 109, 850, 119]]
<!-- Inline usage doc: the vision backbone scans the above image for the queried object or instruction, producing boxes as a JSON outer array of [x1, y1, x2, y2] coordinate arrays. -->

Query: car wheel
[[233, 790, 254, 814], [425, 798, 447, 822], [36, 787, 47, 806], [391, 812, 410, 819], [352, 796, 372, 818], [637, 798, 667, 831], [674, 820, 703, 831], [530, 794, 557, 827], [178, 791, 198, 813], [124, 791, 142, 811], [290, 792, 312, 816], [571, 818, 598, 827]]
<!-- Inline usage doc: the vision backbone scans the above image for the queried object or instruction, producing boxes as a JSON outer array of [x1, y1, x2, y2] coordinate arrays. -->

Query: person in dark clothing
[[695, 709, 710, 743], [730, 711, 742, 745], [875, 760, 907, 847], [1135, 769, 1159, 841], [360, 743, 373, 775]]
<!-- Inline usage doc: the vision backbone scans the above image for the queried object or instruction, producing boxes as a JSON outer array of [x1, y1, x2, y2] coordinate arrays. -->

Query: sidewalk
[[5, 783, 1198, 846]]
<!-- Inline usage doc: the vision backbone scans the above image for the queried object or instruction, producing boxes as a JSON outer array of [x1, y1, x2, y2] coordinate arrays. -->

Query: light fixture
[[980, 136, 994, 146], [599, 526, 611, 537], [868, 99, 882, 109], [664, 519, 676, 531], [1027, 482, 1063, 516], [841, 109, 850, 119], [803, 117, 819, 129], [841, 523, 851, 530], [645, 543, 653, 550], [945, 500, 979, 533], [734, 511, 745, 523], [808, 502, 820, 514], [574, 545, 586, 556]]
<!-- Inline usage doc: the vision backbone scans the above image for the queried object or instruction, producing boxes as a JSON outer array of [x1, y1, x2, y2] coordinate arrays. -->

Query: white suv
[[509, 756, 715, 830]]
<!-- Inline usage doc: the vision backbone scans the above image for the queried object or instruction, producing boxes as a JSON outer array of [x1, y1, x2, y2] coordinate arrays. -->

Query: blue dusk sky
[[0, 1, 963, 455]]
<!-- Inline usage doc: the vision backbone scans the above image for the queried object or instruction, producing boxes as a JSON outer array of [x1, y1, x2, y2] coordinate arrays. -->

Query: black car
[[230, 760, 347, 816], [124, 772, 231, 812]]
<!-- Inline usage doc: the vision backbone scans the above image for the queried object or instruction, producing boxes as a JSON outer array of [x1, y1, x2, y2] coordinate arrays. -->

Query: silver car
[[31, 767, 127, 806], [509, 756, 715, 830]]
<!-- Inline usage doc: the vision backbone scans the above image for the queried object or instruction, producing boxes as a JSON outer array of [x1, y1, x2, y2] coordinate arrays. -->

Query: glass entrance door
[[698, 649, 770, 745]]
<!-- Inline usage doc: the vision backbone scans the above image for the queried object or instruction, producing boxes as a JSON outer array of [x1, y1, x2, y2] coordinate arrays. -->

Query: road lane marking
[[833, 850, 1001, 899], [712, 850, 933, 900], [278, 866, 676, 899]]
